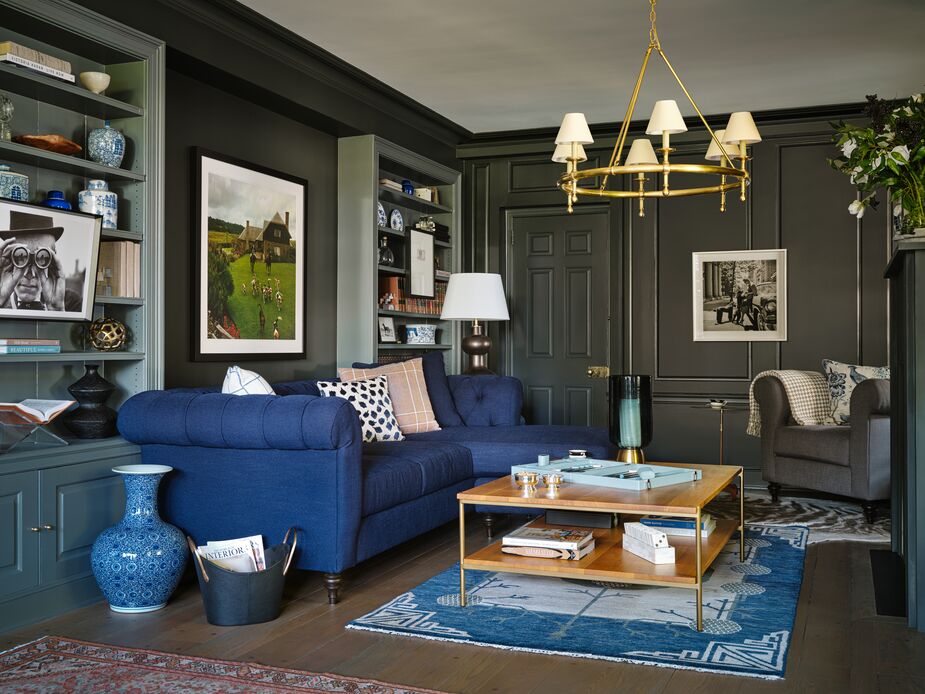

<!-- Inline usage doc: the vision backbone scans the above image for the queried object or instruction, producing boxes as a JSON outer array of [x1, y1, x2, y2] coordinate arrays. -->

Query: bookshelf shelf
[[0, 351, 146, 363], [95, 296, 143, 305], [378, 265, 406, 275], [101, 229, 143, 242], [378, 226, 405, 238], [0, 140, 145, 181], [378, 310, 444, 319], [0, 61, 144, 119], [378, 186, 452, 214]]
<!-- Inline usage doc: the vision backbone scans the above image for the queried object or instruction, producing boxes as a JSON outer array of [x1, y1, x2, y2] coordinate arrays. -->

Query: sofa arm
[[447, 375, 524, 426], [848, 378, 891, 500], [118, 390, 361, 450], [753, 376, 793, 483]]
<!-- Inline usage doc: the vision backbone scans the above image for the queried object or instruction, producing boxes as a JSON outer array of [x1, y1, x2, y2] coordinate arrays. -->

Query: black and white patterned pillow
[[316, 375, 404, 442]]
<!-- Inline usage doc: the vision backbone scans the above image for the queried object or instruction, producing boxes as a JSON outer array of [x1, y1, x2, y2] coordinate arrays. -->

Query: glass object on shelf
[[377, 235, 395, 266], [0, 92, 11, 142]]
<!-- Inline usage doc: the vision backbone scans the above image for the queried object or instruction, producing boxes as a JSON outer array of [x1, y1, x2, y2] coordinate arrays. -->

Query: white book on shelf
[[622, 534, 676, 564], [133, 242, 141, 297], [623, 522, 669, 548], [0, 52, 75, 82]]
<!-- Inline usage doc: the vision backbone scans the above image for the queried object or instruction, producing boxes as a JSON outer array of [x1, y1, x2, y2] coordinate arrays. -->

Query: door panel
[[0, 471, 39, 598], [510, 208, 610, 427], [40, 460, 125, 584]]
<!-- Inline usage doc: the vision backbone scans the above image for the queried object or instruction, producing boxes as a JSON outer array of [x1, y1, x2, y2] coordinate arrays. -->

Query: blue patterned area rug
[[347, 525, 807, 680]]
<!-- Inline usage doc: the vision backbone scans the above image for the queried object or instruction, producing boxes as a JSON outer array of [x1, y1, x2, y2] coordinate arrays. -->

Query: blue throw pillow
[[353, 351, 464, 427]]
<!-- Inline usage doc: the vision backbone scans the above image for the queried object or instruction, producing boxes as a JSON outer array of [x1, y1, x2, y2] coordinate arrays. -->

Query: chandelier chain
[[648, 0, 659, 47]]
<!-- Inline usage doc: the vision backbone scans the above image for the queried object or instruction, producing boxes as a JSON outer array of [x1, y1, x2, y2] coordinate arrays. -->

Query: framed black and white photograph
[[407, 228, 434, 298], [192, 148, 307, 361], [0, 199, 101, 321], [378, 316, 397, 343], [692, 249, 787, 342]]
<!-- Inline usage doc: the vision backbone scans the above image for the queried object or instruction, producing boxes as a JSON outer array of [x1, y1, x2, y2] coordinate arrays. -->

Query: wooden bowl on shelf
[[13, 134, 82, 156]]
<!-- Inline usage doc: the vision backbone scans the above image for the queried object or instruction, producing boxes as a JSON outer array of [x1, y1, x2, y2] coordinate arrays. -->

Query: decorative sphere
[[89, 316, 126, 351]]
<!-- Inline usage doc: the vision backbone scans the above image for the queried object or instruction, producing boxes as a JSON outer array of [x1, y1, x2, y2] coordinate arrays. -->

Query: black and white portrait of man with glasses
[[0, 204, 101, 321]]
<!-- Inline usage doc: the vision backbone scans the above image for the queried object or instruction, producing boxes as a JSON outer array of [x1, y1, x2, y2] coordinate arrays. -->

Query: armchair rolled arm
[[753, 376, 793, 483], [118, 390, 361, 450], [448, 375, 524, 426], [848, 378, 891, 500]]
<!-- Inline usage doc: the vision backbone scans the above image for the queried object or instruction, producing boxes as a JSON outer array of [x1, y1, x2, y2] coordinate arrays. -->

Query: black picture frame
[[406, 227, 435, 298], [191, 147, 308, 361]]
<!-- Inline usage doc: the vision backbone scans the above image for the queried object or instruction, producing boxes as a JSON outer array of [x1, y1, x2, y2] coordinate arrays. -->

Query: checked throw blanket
[[747, 370, 834, 437]]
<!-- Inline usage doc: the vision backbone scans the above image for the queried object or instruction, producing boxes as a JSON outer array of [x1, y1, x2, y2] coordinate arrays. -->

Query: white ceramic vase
[[78, 179, 118, 229]]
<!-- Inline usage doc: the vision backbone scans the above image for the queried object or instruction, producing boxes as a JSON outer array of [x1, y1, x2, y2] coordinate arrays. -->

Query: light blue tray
[[510, 458, 701, 491]]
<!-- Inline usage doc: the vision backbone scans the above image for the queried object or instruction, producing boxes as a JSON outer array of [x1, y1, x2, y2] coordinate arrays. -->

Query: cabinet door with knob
[[0, 470, 40, 599], [39, 460, 125, 584]]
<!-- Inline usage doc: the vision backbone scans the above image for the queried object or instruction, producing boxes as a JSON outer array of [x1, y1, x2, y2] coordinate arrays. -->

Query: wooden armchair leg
[[861, 502, 877, 524], [324, 573, 342, 605], [768, 483, 781, 503]]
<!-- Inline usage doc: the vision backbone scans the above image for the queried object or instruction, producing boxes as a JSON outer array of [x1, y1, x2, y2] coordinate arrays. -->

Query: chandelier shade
[[625, 139, 659, 166], [645, 100, 687, 135], [552, 142, 588, 163], [555, 113, 594, 145], [554, 0, 758, 216], [723, 112, 762, 144]]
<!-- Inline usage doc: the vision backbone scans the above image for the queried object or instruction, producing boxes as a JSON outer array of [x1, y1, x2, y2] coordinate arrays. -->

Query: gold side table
[[692, 402, 749, 497]]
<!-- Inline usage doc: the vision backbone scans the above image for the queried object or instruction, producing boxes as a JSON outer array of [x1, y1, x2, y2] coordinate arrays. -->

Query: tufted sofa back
[[446, 375, 523, 426]]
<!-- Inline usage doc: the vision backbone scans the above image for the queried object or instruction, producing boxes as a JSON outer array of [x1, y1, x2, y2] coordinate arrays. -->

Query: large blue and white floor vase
[[348, 525, 807, 680], [91, 465, 187, 613]]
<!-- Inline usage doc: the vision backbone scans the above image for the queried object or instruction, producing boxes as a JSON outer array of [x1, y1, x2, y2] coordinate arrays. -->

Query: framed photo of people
[[692, 249, 787, 342], [0, 199, 101, 321], [191, 148, 308, 361]]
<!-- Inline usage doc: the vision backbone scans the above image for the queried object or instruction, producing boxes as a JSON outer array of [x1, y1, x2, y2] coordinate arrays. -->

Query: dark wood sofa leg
[[324, 573, 342, 605], [861, 502, 877, 524], [768, 483, 781, 503], [483, 513, 498, 539]]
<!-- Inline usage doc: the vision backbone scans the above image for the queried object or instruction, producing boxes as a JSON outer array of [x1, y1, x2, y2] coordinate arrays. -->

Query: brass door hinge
[[586, 365, 610, 379]]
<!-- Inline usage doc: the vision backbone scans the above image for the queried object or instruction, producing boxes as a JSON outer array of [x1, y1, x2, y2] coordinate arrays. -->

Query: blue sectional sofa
[[118, 373, 614, 603]]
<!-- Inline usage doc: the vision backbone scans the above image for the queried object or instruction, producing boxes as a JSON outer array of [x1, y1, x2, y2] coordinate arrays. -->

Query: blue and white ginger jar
[[91, 464, 187, 613], [0, 164, 28, 202], [78, 179, 118, 229], [87, 120, 125, 168]]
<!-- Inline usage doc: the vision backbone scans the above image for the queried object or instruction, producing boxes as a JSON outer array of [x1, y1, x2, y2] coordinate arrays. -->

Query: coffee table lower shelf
[[459, 518, 738, 630]]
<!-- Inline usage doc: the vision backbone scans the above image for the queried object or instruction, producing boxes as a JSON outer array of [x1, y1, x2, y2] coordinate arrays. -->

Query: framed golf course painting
[[191, 148, 307, 361]]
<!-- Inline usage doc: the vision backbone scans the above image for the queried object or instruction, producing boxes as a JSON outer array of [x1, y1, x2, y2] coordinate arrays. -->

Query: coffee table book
[[457, 462, 744, 632], [501, 525, 593, 551]]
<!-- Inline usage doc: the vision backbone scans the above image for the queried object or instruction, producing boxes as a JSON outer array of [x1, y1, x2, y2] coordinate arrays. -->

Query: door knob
[[42, 524, 54, 531], [587, 365, 610, 379]]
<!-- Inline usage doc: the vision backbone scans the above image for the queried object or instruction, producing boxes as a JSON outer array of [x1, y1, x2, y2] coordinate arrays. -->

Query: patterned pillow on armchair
[[822, 358, 890, 424]]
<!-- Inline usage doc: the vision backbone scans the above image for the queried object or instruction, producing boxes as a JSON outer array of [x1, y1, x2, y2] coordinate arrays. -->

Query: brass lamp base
[[463, 321, 493, 375], [616, 447, 646, 465]]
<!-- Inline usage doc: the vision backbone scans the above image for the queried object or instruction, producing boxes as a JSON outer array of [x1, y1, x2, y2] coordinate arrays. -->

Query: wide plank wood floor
[[2, 514, 924, 693]]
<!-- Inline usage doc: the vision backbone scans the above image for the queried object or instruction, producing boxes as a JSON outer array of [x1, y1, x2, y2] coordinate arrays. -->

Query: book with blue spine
[[640, 515, 716, 536], [0, 345, 62, 354]]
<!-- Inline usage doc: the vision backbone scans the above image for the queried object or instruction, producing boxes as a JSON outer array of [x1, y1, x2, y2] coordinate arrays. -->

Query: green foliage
[[829, 93, 925, 231], [208, 216, 244, 235], [206, 249, 234, 318]]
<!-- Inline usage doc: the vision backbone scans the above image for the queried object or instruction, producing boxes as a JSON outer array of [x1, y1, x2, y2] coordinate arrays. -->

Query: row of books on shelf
[[0, 40, 75, 83], [379, 276, 446, 315], [0, 338, 60, 354], [499, 513, 717, 565], [96, 241, 141, 298]]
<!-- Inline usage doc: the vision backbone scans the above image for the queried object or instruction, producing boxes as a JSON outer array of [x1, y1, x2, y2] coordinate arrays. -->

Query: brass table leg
[[739, 468, 746, 562], [695, 506, 703, 631], [459, 501, 467, 606]]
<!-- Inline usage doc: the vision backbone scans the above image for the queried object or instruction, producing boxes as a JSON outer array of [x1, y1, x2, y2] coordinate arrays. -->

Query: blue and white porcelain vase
[[91, 464, 187, 613], [43, 190, 72, 210], [87, 120, 125, 168], [78, 179, 118, 229], [0, 164, 28, 201]]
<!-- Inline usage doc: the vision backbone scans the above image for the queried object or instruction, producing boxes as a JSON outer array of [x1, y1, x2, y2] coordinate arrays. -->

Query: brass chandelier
[[554, 0, 761, 216]]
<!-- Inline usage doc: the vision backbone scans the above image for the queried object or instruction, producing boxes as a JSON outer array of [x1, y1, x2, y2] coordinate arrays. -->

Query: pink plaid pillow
[[338, 358, 441, 435]]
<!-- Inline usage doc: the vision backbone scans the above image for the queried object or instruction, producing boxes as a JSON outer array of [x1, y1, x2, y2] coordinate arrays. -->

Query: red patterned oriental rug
[[0, 636, 446, 693]]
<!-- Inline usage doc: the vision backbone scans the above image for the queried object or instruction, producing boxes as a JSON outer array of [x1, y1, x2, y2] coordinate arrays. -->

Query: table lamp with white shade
[[440, 273, 510, 375]]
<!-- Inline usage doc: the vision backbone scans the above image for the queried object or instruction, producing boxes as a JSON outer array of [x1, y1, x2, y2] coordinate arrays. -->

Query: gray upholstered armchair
[[754, 375, 890, 522]]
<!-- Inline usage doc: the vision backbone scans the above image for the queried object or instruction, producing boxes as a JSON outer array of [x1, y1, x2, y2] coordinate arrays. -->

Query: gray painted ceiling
[[239, 0, 925, 134]]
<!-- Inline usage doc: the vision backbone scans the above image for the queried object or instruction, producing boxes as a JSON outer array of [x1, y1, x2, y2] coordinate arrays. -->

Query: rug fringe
[[345, 624, 783, 681]]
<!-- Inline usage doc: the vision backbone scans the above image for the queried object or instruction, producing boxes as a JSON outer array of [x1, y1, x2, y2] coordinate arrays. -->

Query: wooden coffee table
[[456, 462, 744, 631]]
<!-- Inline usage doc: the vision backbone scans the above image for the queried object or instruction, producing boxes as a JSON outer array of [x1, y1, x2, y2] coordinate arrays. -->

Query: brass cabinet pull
[[42, 524, 54, 531], [586, 365, 611, 379], [29, 527, 42, 532]]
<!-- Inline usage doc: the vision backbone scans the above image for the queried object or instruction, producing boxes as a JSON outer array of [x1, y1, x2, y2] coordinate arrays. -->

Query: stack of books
[[501, 524, 595, 560], [0, 40, 74, 83], [97, 241, 141, 298], [640, 514, 717, 537], [622, 522, 676, 564], [378, 178, 404, 193], [379, 276, 446, 315], [0, 338, 60, 355]]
